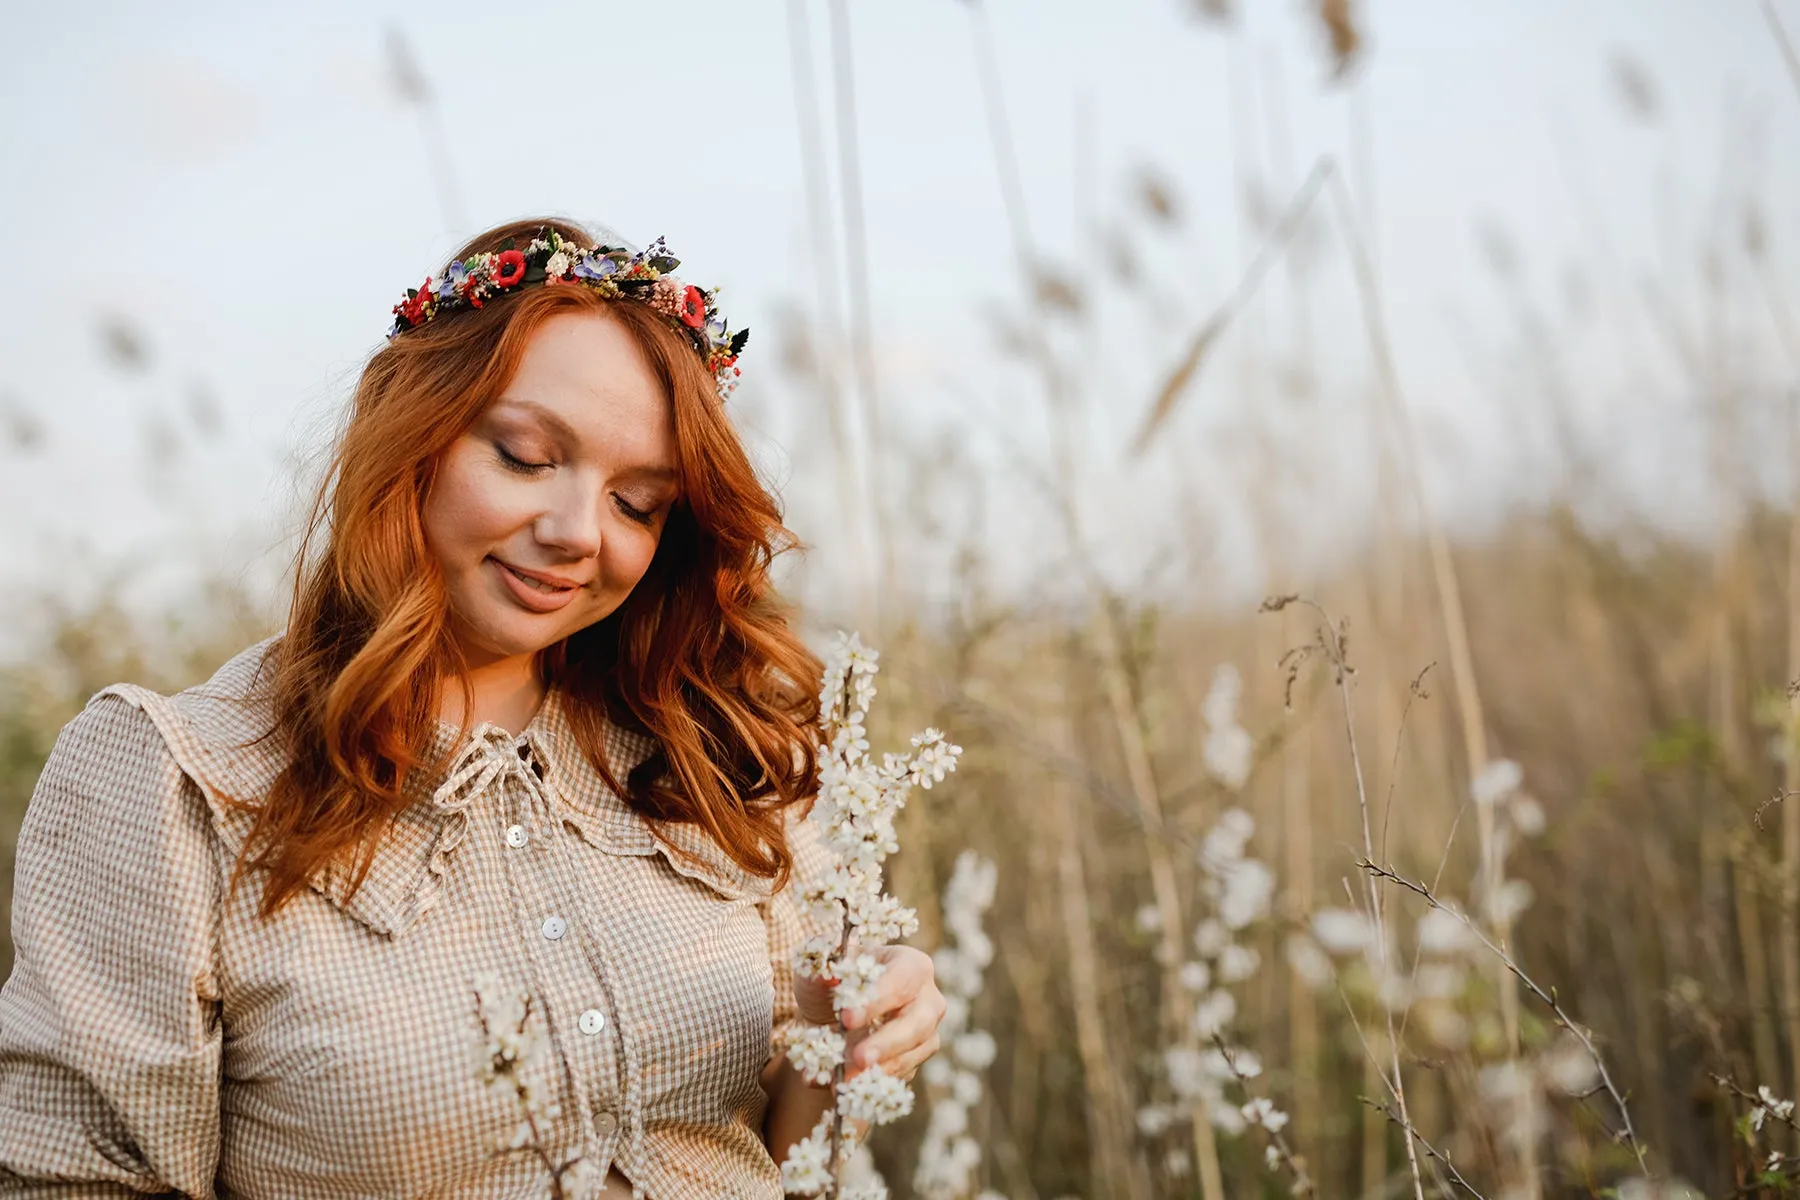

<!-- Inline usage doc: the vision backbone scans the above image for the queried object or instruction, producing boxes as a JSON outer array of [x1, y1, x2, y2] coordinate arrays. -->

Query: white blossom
[[784, 1023, 848, 1087], [952, 1030, 997, 1071], [1471, 758, 1524, 808], [1137, 1103, 1177, 1136], [1240, 1097, 1289, 1132], [1416, 907, 1478, 956], [1216, 943, 1260, 984], [1413, 962, 1465, 1001], [1486, 878, 1534, 925], [1192, 918, 1229, 959], [1192, 989, 1237, 1038], [1311, 908, 1374, 955], [915, 852, 999, 1200], [1201, 666, 1254, 790], [838, 1068, 914, 1123], [1537, 1033, 1599, 1096], [1164, 1047, 1220, 1103], [1285, 933, 1334, 988], [1203, 726, 1254, 791], [833, 953, 888, 1016], [1216, 859, 1275, 931], [1510, 794, 1547, 837], [781, 1112, 837, 1196]]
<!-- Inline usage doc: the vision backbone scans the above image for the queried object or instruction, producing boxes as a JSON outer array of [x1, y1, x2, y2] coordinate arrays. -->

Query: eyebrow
[[490, 397, 678, 482]]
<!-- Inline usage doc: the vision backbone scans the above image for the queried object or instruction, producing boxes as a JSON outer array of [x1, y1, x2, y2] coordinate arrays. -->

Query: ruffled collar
[[114, 637, 777, 942]]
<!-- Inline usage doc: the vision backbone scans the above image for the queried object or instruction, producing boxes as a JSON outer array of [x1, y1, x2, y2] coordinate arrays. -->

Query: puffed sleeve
[[759, 807, 838, 1058], [0, 692, 223, 1196]]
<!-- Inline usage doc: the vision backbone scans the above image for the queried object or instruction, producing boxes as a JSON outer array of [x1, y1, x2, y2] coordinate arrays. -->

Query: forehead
[[496, 310, 674, 460]]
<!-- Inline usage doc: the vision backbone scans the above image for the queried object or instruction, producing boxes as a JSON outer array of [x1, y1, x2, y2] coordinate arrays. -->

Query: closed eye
[[613, 494, 656, 526], [496, 444, 552, 474]]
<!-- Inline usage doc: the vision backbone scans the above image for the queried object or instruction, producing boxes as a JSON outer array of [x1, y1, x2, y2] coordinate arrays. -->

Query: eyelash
[[613, 496, 656, 526], [497, 443, 658, 526], [496, 444, 552, 474]]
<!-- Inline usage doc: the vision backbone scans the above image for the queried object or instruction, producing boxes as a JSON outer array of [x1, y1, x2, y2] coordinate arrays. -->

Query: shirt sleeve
[[0, 693, 224, 1197], [758, 808, 838, 1058]]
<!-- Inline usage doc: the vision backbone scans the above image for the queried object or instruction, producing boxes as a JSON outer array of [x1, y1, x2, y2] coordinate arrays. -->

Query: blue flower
[[436, 261, 468, 303], [573, 255, 618, 282]]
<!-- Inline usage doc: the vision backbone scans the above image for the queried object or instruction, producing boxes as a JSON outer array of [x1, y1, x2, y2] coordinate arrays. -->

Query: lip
[[490, 557, 584, 613]]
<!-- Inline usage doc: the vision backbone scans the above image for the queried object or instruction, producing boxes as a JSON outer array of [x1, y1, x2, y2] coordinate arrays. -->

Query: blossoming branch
[[780, 632, 962, 1199]]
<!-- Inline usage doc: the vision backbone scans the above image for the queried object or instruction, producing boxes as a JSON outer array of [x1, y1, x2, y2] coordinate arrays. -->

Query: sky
[[1, 0, 1796, 634]]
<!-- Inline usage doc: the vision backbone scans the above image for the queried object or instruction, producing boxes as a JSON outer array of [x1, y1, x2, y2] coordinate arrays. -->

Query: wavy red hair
[[242, 218, 821, 917]]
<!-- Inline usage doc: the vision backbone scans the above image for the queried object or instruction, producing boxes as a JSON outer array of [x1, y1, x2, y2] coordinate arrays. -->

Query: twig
[[1210, 1033, 1316, 1196], [1265, 594, 1427, 1200], [1361, 1096, 1490, 1199], [1711, 1071, 1800, 1131], [1358, 857, 1650, 1172], [1379, 661, 1436, 866], [1754, 788, 1796, 832]]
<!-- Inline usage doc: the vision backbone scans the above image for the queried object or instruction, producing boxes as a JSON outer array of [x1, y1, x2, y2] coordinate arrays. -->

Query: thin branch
[[1711, 1070, 1800, 1131], [1379, 662, 1436, 865], [1361, 1097, 1490, 1199], [1358, 858, 1650, 1172], [1265, 594, 1427, 1200], [1210, 1034, 1316, 1196], [1755, 788, 1796, 832]]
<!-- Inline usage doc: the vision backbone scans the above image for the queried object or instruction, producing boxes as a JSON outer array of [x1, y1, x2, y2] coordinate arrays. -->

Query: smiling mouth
[[502, 564, 570, 594]]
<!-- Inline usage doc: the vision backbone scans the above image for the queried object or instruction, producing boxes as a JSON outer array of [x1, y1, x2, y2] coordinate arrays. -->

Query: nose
[[533, 475, 603, 560]]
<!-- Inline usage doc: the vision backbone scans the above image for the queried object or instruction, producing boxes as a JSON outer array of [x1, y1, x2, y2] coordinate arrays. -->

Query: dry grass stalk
[[1050, 727, 1150, 1200], [1266, 594, 1428, 1200], [783, 0, 877, 633]]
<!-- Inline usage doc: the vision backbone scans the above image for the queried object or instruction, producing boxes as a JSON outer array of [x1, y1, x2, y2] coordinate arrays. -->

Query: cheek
[[603, 528, 664, 593], [423, 453, 519, 562]]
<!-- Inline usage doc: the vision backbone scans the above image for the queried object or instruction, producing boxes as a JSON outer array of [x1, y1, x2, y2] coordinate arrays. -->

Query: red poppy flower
[[494, 249, 527, 288], [397, 278, 433, 326], [678, 285, 707, 329]]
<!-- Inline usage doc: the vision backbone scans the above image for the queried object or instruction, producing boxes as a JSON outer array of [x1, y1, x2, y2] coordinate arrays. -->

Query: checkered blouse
[[0, 637, 834, 1198]]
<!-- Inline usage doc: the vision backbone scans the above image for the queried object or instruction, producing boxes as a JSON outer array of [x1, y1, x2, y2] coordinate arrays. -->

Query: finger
[[846, 991, 945, 1072], [841, 947, 931, 1030], [852, 1030, 941, 1084]]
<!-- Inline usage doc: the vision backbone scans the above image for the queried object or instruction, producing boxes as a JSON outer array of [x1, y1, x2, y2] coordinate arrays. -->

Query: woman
[[0, 218, 945, 1198]]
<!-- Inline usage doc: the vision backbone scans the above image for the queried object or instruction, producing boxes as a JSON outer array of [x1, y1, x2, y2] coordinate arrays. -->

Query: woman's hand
[[792, 944, 947, 1083]]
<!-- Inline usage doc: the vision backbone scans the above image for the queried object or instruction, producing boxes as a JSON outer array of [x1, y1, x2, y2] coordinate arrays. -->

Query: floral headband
[[388, 227, 748, 400]]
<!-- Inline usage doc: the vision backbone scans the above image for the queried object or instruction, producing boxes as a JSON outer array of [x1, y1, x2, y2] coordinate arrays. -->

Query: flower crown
[[387, 228, 749, 400]]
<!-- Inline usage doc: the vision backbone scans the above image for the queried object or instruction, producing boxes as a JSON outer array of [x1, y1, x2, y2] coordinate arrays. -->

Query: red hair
[[242, 218, 821, 917]]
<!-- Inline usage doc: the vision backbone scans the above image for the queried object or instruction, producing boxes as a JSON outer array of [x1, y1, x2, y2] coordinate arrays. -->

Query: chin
[[454, 609, 574, 663]]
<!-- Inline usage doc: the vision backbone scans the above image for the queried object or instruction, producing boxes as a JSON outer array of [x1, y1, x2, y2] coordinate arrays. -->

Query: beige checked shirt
[[0, 637, 833, 1198]]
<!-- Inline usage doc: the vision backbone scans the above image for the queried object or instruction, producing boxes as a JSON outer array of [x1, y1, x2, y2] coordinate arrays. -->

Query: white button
[[578, 1008, 606, 1035], [592, 1110, 619, 1137], [540, 916, 567, 941], [505, 824, 528, 848]]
